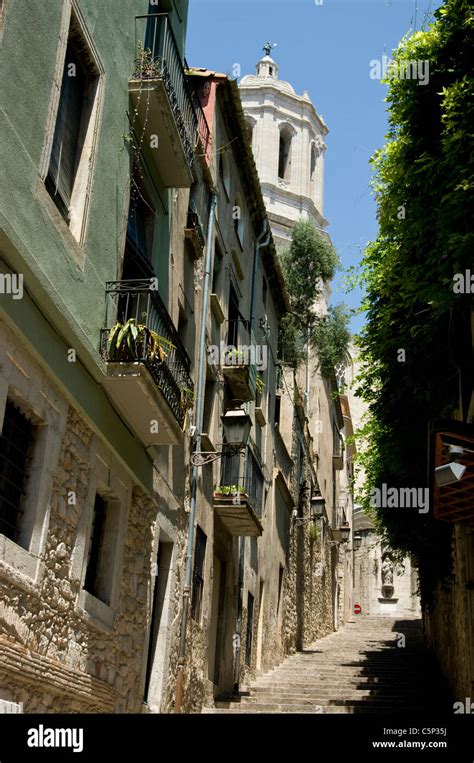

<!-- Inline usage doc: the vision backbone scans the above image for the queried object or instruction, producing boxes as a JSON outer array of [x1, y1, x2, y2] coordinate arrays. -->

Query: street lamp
[[310, 494, 325, 520], [339, 522, 351, 544], [191, 400, 252, 466], [353, 533, 362, 551]]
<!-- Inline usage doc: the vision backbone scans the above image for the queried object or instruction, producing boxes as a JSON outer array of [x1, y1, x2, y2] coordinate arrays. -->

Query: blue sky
[[186, 0, 441, 334]]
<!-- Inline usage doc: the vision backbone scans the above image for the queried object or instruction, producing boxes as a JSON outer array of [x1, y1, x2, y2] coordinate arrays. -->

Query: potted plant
[[106, 318, 174, 364]]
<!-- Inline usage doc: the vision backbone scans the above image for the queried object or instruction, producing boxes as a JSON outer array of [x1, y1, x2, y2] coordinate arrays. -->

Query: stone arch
[[244, 113, 256, 143], [278, 122, 295, 182]]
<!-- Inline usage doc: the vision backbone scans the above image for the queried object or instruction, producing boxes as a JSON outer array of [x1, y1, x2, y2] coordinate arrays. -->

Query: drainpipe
[[233, 220, 271, 692], [175, 191, 218, 713]]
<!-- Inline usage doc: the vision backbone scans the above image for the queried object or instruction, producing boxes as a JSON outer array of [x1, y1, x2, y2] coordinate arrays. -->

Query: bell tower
[[239, 46, 329, 251]]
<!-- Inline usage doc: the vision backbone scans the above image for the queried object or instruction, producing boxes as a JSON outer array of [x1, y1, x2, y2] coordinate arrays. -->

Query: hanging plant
[[255, 374, 265, 395], [180, 387, 195, 432], [133, 42, 161, 80]]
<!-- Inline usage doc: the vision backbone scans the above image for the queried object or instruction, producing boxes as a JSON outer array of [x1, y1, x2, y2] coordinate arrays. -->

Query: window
[[245, 592, 254, 666], [227, 283, 240, 347], [277, 565, 284, 614], [212, 242, 223, 293], [278, 126, 292, 181], [84, 494, 119, 606], [233, 194, 244, 248], [295, 440, 304, 489], [191, 526, 207, 621], [45, 10, 102, 240], [122, 168, 157, 279], [274, 393, 281, 427], [219, 150, 230, 198], [202, 380, 216, 435], [244, 116, 254, 144], [310, 142, 317, 183], [0, 401, 36, 544]]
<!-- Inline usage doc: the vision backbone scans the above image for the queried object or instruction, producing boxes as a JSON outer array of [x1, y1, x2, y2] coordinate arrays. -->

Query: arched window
[[245, 117, 254, 142], [278, 126, 292, 181], [310, 142, 317, 183]]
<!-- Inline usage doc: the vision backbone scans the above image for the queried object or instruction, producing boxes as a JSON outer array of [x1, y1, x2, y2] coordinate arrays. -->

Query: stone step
[[208, 702, 426, 714], [204, 616, 447, 715], [241, 692, 423, 705], [248, 687, 430, 700]]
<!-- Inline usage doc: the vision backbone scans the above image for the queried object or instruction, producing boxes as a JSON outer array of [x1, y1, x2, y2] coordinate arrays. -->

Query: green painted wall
[[0, 0, 189, 486]]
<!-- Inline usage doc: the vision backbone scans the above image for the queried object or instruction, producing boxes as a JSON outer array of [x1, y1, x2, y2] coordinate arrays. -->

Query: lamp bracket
[[190, 447, 242, 467]]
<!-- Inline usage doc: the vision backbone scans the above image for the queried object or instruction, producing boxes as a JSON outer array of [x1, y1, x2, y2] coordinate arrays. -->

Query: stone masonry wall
[[0, 405, 159, 713]]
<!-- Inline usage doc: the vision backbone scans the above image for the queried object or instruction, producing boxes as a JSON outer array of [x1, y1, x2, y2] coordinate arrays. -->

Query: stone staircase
[[203, 616, 451, 714]]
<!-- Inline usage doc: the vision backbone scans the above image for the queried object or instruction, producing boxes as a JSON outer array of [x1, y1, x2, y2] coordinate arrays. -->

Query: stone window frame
[[38, 0, 105, 262], [73, 439, 131, 630], [0, 0, 6, 43], [0, 324, 68, 586]]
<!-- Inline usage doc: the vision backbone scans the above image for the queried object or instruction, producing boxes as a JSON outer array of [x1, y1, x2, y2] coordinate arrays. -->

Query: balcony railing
[[133, 14, 210, 173], [217, 446, 264, 520], [100, 279, 193, 429]]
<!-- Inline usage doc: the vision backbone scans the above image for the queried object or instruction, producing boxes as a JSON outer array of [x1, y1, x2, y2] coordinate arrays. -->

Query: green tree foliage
[[280, 220, 339, 323], [356, 0, 474, 605], [279, 220, 350, 375], [311, 305, 351, 379]]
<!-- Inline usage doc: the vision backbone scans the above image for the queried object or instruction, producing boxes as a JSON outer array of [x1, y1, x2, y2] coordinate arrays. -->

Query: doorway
[[256, 580, 265, 671], [208, 555, 227, 688], [143, 539, 174, 711]]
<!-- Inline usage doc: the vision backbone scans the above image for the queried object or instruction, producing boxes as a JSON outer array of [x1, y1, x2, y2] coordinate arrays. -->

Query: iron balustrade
[[224, 318, 258, 396], [101, 279, 193, 429], [216, 445, 264, 519], [133, 14, 210, 172]]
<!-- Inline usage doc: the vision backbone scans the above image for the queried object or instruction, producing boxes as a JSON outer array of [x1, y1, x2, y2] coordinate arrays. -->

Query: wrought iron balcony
[[222, 319, 258, 402], [129, 14, 210, 187], [213, 446, 264, 536], [100, 280, 193, 445]]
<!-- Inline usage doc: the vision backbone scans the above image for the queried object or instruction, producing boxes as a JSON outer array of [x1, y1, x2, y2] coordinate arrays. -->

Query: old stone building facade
[[240, 50, 355, 641], [0, 3, 358, 715]]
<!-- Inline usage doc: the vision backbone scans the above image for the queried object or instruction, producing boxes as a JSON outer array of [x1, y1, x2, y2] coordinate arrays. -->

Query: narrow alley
[[205, 617, 451, 714]]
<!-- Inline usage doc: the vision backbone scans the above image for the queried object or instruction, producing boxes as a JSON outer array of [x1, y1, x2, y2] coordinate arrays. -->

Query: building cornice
[[239, 81, 328, 136]]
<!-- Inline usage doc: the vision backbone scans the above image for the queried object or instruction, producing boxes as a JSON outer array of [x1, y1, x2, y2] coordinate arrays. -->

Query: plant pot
[[381, 584, 394, 599]]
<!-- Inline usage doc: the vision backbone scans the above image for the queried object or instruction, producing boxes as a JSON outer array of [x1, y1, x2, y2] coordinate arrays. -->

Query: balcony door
[[122, 172, 157, 281], [227, 284, 240, 347]]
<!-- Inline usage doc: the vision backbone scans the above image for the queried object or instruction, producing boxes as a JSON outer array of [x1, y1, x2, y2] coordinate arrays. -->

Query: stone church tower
[[239, 45, 328, 251]]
